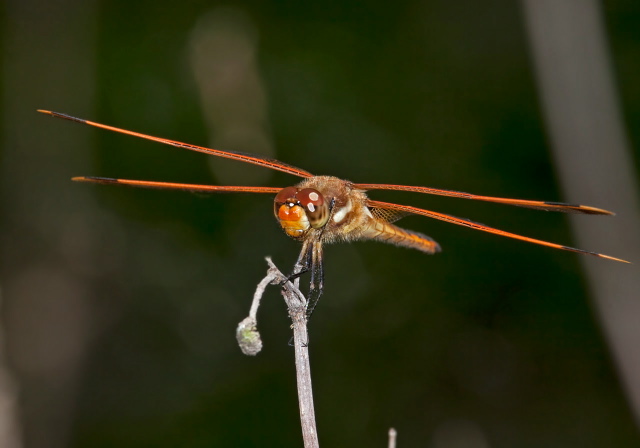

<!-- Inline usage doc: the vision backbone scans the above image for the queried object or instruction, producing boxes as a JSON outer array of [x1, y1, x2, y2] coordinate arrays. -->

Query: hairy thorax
[[293, 176, 374, 244]]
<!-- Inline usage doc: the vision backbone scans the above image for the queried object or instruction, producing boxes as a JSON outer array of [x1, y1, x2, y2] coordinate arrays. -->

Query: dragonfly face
[[274, 185, 329, 239], [38, 110, 629, 314]]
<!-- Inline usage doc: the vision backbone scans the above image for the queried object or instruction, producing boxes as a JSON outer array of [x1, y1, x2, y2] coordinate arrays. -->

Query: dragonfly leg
[[306, 241, 324, 318], [287, 239, 313, 287], [303, 198, 334, 318]]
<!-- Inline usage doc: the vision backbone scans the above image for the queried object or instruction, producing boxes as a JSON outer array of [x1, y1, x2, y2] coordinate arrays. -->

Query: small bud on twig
[[236, 317, 262, 356]]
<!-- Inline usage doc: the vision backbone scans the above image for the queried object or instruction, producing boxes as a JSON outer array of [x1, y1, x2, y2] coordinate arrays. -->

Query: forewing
[[39, 110, 313, 178], [73, 176, 282, 194]]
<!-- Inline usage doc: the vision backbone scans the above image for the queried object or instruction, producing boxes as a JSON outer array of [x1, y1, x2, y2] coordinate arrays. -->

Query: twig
[[236, 257, 319, 448], [236, 269, 278, 356]]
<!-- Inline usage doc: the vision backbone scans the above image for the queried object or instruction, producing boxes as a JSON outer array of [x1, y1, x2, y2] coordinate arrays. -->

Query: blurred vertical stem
[[522, 0, 640, 424], [2, 0, 99, 447]]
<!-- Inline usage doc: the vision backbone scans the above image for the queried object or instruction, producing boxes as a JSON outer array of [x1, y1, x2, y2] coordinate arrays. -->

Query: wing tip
[[560, 246, 630, 264], [525, 201, 614, 215], [39, 110, 86, 124], [572, 204, 614, 216], [72, 176, 118, 184], [597, 254, 631, 264], [72, 176, 93, 183]]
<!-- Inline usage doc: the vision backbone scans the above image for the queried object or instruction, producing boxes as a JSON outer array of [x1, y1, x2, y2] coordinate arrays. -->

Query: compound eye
[[297, 188, 329, 228], [275, 186, 299, 206]]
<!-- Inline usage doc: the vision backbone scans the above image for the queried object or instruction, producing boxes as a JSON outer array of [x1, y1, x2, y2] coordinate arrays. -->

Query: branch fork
[[236, 257, 318, 448]]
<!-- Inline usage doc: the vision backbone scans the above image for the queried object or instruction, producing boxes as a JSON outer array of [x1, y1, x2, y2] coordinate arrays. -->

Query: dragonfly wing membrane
[[368, 206, 413, 223], [72, 176, 282, 194], [366, 199, 628, 263], [356, 183, 614, 215], [39, 110, 313, 178]]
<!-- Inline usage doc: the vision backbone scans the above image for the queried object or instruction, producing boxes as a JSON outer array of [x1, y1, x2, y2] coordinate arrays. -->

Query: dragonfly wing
[[356, 183, 614, 215], [367, 206, 413, 223], [72, 176, 282, 194], [366, 199, 628, 263], [40, 110, 313, 178]]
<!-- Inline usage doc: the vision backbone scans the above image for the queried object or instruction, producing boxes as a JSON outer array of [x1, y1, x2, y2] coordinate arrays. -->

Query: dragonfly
[[39, 110, 628, 315]]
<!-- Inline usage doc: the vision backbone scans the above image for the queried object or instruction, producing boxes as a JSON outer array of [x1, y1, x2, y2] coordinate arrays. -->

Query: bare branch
[[236, 258, 319, 448]]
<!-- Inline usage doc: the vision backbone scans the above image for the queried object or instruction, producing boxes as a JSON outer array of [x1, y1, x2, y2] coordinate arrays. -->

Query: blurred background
[[2, 0, 639, 447]]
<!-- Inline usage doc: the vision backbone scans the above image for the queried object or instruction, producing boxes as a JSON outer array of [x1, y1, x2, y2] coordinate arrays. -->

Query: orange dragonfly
[[39, 110, 628, 314]]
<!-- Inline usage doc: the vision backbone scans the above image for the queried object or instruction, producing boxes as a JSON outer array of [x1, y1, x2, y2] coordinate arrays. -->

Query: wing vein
[[72, 176, 282, 194], [39, 110, 313, 178], [366, 200, 628, 263], [356, 183, 613, 215]]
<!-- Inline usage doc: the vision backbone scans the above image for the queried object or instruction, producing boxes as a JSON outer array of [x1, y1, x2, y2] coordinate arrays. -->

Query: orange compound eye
[[274, 186, 299, 217], [274, 186, 299, 205], [298, 188, 323, 211], [297, 188, 329, 229]]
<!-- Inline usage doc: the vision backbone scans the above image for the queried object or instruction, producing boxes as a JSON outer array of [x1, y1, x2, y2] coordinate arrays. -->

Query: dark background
[[2, 0, 639, 447]]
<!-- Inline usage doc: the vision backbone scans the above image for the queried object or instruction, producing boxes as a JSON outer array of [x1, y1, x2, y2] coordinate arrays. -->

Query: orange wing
[[72, 176, 282, 194], [356, 183, 613, 215], [366, 199, 629, 263], [38, 110, 313, 179]]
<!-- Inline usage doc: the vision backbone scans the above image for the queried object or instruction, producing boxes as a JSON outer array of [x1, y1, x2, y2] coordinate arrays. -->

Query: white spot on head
[[332, 199, 352, 223], [309, 191, 319, 201], [307, 204, 316, 212]]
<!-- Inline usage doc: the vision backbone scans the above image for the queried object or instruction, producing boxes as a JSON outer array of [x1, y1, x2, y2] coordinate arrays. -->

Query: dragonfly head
[[274, 186, 330, 239]]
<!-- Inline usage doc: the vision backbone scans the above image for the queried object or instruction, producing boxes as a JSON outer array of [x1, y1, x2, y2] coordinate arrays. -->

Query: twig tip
[[236, 317, 262, 356]]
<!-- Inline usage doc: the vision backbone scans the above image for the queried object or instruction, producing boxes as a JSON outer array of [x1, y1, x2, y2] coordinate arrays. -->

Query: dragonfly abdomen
[[363, 219, 441, 254]]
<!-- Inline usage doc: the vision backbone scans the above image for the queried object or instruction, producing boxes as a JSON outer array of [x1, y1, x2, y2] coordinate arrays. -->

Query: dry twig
[[236, 257, 319, 448]]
